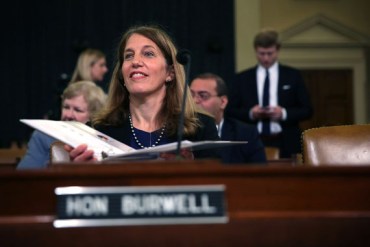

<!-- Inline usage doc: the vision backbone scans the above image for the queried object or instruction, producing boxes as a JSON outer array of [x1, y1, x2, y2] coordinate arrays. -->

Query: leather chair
[[49, 141, 70, 163], [302, 124, 370, 166]]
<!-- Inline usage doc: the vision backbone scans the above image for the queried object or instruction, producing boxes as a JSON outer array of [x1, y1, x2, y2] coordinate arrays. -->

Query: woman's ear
[[166, 65, 175, 82]]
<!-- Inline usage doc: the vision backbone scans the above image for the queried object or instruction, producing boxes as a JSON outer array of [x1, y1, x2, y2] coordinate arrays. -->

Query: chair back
[[0, 144, 27, 168], [265, 146, 280, 160], [50, 141, 70, 163], [302, 125, 370, 166]]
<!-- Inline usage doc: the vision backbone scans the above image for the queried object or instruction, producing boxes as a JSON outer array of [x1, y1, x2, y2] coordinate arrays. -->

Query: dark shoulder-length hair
[[93, 25, 199, 136]]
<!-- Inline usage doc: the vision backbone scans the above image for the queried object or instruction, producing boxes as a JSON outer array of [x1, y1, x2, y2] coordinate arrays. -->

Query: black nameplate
[[54, 185, 227, 228]]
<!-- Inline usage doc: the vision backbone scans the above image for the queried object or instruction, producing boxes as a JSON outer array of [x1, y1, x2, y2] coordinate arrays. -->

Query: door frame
[[280, 47, 366, 124], [278, 14, 369, 124]]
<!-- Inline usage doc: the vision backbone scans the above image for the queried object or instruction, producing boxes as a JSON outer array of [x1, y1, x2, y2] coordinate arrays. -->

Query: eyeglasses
[[191, 91, 220, 101]]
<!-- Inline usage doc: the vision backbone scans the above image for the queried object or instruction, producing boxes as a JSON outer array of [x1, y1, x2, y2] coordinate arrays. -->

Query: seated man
[[17, 81, 106, 169], [190, 73, 266, 164]]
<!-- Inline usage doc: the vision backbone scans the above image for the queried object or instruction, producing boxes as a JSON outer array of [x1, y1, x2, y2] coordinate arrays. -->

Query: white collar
[[216, 118, 224, 137]]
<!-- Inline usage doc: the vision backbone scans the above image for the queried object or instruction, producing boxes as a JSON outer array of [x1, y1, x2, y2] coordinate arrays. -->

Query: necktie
[[216, 124, 222, 138], [262, 69, 270, 135]]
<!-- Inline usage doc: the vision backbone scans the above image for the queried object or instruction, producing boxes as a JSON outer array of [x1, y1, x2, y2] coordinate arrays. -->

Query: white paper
[[20, 119, 247, 161], [105, 140, 248, 160]]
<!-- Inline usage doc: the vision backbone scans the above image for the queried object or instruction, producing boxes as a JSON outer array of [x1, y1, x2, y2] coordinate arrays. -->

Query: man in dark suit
[[190, 73, 266, 164], [227, 29, 313, 158]]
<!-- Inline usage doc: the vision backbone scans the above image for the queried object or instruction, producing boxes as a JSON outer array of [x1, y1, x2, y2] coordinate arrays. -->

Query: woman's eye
[[124, 53, 133, 60], [144, 51, 155, 57], [74, 108, 84, 113]]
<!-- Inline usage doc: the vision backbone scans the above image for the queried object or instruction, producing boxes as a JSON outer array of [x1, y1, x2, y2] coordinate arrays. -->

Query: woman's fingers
[[64, 144, 95, 162]]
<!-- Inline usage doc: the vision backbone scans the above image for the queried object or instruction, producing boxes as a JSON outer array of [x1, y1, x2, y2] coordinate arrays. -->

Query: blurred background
[[1, 0, 369, 147]]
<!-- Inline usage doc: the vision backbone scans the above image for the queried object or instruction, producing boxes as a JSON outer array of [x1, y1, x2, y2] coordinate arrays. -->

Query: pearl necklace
[[128, 114, 166, 149]]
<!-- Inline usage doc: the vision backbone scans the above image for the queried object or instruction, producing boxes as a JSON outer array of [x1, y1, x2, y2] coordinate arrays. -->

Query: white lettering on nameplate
[[66, 196, 109, 216], [121, 194, 216, 215], [54, 185, 227, 228]]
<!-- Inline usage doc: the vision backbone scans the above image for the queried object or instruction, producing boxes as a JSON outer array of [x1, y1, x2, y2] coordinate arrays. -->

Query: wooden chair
[[302, 124, 370, 166], [0, 143, 27, 168], [264, 146, 280, 160], [49, 141, 70, 164]]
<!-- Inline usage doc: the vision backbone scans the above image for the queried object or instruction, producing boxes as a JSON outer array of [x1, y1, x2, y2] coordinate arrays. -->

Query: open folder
[[20, 119, 247, 161]]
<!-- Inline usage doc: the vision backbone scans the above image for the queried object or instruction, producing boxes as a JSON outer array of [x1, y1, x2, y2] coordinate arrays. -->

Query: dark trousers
[[259, 134, 289, 158]]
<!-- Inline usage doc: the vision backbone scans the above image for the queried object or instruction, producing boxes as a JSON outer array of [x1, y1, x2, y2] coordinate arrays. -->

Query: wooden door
[[300, 69, 353, 130]]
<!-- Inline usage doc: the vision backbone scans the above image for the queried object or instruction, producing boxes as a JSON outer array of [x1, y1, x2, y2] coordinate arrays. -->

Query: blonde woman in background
[[69, 48, 109, 84], [47, 49, 108, 120]]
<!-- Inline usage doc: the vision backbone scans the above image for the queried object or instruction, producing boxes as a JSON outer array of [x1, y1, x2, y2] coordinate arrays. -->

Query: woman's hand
[[159, 148, 194, 160], [64, 144, 97, 162]]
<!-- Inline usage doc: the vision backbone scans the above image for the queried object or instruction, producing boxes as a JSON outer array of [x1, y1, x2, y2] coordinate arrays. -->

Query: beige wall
[[261, 0, 370, 36], [235, 0, 260, 72], [235, 0, 370, 123], [235, 0, 370, 72]]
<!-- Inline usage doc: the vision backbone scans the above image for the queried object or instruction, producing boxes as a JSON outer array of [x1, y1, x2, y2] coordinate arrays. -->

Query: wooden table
[[1, 160, 369, 246]]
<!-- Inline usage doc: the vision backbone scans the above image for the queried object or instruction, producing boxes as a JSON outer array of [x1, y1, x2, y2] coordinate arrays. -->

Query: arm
[[17, 131, 55, 169], [226, 70, 259, 124], [190, 113, 221, 160], [279, 67, 313, 124], [241, 125, 267, 163]]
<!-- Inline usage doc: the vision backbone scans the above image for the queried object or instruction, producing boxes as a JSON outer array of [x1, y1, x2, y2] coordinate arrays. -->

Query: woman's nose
[[64, 109, 76, 120], [132, 56, 143, 66]]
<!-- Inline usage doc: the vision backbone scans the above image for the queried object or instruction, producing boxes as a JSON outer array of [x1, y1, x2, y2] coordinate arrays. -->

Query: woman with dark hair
[[67, 25, 219, 162]]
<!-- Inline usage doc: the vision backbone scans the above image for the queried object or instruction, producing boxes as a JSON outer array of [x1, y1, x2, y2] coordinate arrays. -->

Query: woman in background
[[18, 81, 106, 169], [69, 48, 109, 84], [47, 49, 108, 120]]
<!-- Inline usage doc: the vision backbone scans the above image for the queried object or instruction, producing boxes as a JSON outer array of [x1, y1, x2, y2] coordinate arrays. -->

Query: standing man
[[227, 29, 313, 158], [190, 73, 266, 164]]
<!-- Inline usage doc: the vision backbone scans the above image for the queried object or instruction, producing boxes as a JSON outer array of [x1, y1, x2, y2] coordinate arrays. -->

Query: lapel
[[221, 119, 234, 140], [220, 119, 235, 163], [250, 66, 259, 103], [221, 118, 240, 163]]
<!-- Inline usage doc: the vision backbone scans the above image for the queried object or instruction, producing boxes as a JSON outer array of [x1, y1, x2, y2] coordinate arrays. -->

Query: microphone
[[176, 49, 191, 158]]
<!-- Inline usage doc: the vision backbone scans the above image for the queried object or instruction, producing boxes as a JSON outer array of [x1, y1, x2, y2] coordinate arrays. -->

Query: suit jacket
[[220, 118, 266, 164], [226, 64, 313, 157], [95, 112, 221, 159]]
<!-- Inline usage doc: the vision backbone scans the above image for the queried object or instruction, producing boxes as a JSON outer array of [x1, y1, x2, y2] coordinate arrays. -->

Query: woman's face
[[90, 57, 108, 82], [61, 95, 90, 123], [122, 34, 172, 98]]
